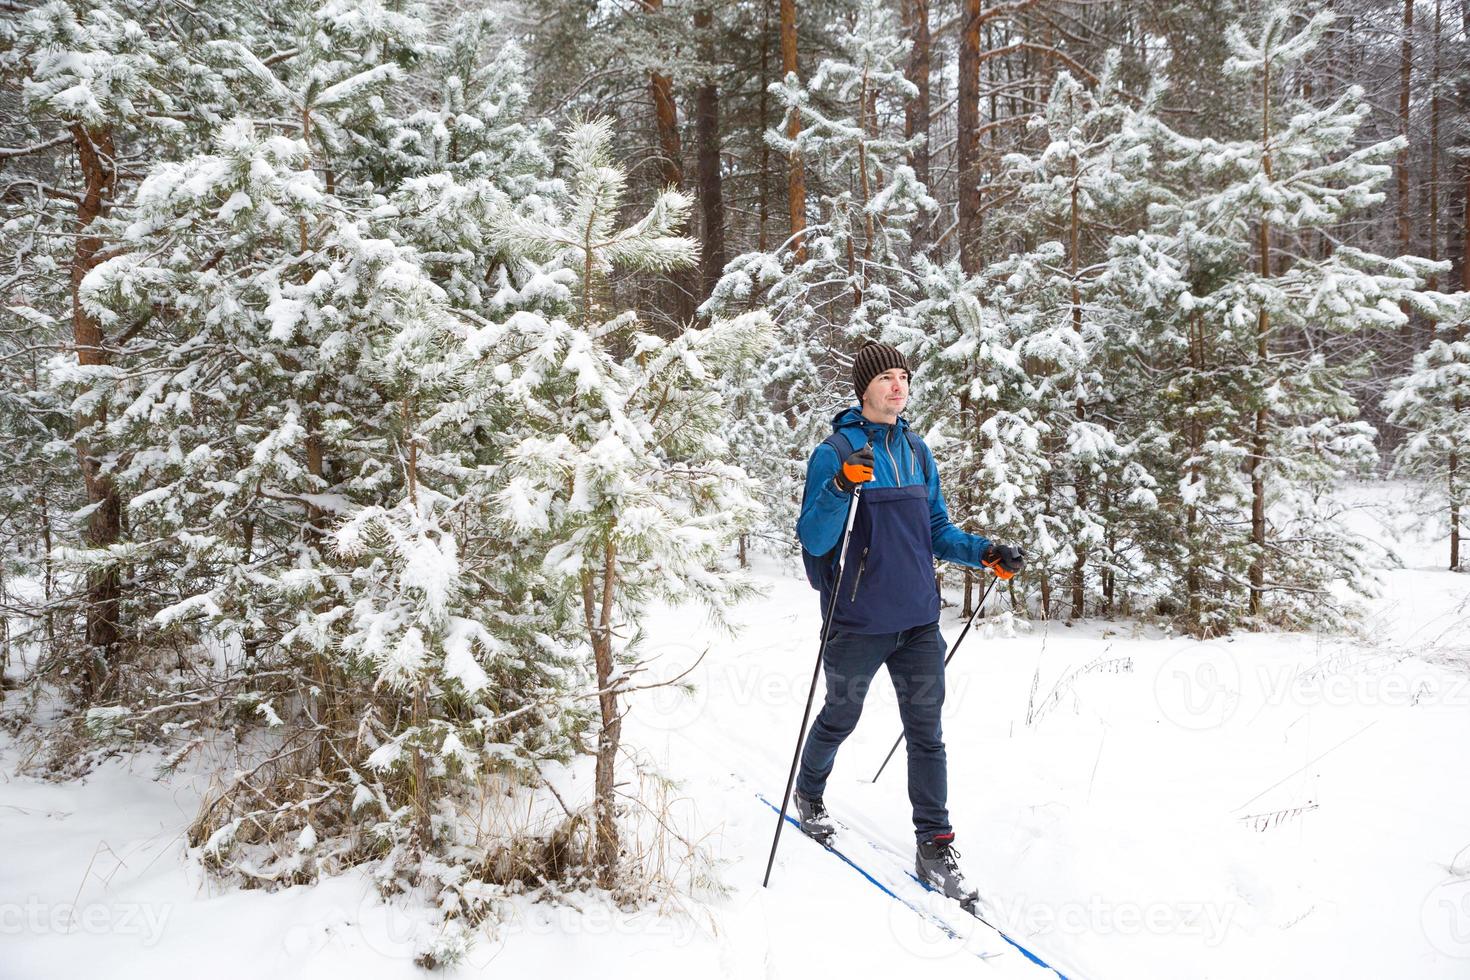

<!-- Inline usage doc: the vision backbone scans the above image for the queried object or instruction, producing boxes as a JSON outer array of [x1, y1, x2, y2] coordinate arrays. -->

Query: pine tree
[[1135, 6, 1445, 631], [1384, 312, 1470, 571], [2, 0, 229, 700], [489, 117, 769, 889], [984, 60, 1155, 619], [19, 11, 723, 959], [703, 0, 932, 546]]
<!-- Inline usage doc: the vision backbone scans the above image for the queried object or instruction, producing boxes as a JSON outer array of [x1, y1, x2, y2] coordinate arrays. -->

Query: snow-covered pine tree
[[899, 263, 1040, 615], [1095, 229, 1219, 626], [1384, 310, 1470, 571], [51, 0, 432, 714], [899, 60, 1164, 621], [1, 0, 439, 714], [31, 11, 653, 959], [974, 61, 1156, 620], [1, 0, 233, 702], [0, 308, 72, 668], [1134, 6, 1447, 631], [489, 118, 769, 891], [703, 0, 931, 549]]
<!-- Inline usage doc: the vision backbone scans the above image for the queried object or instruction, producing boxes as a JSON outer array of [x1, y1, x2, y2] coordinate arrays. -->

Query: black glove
[[981, 543, 1026, 579], [833, 444, 875, 493]]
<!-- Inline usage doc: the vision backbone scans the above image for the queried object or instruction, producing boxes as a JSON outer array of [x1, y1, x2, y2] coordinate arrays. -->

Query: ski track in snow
[[2, 480, 1469, 979]]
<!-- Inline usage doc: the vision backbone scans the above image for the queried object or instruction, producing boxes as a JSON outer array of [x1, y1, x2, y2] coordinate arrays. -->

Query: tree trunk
[[758, 0, 772, 252], [1399, 0, 1414, 256], [1457, 18, 1470, 572], [694, 7, 726, 301], [904, 0, 931, 253], [853, 67, 875, 308], [70, 123, 123, 701], [958, 0, 982, 274], [1430, 0, 1442, 293], [645, 0, 682, 192], [39, 489, 55, 648], [780, 0, 806, 261], [302, 393, 331, 542], [1040, 469, 1053, 619], [1069, 155, 1086, 620], [583, 532, 622, 889], [1455, 192, 1468, 572], [1250, 66, 1274, 619], [1187, 311, 1205, 632], [645, 0, 696, 327], [1451, 437, 1461, 570]]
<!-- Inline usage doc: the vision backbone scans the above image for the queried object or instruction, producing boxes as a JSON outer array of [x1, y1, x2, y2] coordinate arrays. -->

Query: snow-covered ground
[[3, 480, 1469, 979]]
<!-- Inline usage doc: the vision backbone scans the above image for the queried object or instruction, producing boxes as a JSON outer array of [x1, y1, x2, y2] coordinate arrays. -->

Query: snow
[[3, 480, 1468, 978], [441, 618, 492, 695]]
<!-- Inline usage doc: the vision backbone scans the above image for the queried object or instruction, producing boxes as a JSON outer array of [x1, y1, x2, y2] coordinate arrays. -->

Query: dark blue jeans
[[795, 621, 951, 842]]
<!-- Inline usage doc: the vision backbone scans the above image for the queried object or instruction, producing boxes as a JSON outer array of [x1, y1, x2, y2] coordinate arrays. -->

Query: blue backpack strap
[[821, 428, 858, 467], [799, 428, 864, 591], [904, 429, 932, 482], [799, 429, 857, 520]]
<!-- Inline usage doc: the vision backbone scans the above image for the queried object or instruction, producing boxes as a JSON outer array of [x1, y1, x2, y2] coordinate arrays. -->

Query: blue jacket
[[798, 406, 992, 633]]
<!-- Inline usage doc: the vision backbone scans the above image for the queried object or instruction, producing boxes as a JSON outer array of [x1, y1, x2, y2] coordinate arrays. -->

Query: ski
[[756, 788, 1080, 980], [827, 809, 990, 925], [754, 791, 1006, 961]]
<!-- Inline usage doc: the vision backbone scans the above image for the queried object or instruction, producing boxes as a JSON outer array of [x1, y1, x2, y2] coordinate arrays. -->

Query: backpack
[[799, 427, 931, 592]]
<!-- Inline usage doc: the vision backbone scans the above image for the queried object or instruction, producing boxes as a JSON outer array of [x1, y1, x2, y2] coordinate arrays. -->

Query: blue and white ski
[[755, 790, 1005, 961], [755, 788, 1080, 979]]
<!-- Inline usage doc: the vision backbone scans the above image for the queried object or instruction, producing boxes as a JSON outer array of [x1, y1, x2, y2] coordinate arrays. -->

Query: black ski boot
[[793, 789, 836, 845], [916, 832, 980, 913]]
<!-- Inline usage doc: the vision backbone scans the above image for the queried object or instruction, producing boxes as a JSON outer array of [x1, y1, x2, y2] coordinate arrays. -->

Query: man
[[794, 339, 1024, 904]]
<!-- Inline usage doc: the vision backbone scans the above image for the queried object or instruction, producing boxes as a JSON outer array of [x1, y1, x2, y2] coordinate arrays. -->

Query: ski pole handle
[[981, 544, 1026, 580]]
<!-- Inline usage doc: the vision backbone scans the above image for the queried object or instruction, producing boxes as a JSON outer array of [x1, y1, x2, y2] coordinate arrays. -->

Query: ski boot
[[916, 832, 980, 914], [792, 788, 836, 845]]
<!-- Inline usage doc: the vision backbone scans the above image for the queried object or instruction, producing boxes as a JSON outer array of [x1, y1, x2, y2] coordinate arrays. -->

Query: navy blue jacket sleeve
[[922, 442, 991, 567], [797, 443, 851, 556]]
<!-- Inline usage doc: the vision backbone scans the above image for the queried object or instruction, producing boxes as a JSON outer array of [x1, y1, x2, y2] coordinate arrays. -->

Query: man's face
[[862, 368, 910, 416]]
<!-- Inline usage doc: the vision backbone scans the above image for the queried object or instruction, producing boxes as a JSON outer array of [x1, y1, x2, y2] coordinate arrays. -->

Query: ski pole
[[763, 484, 864, 888], [868, 572, 1000, 784]]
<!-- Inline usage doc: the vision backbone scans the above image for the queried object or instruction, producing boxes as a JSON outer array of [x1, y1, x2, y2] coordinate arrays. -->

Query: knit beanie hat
[[851, 340, 911, 401]]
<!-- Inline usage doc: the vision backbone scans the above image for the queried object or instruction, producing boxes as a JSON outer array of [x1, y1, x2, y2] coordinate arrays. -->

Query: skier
[[794, 340, 1025, 904]]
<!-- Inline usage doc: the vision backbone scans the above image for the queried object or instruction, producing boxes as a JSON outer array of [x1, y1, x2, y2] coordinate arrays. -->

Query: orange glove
[[833, 444, 875, 493], [982, 544, 1026, 580]]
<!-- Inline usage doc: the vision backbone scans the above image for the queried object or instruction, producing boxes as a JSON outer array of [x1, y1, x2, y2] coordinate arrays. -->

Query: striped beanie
[[851, 340, 911, 401]]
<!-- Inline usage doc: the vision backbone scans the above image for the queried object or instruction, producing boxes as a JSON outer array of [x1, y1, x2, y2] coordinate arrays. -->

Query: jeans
[[795, 621, 951, 842]]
